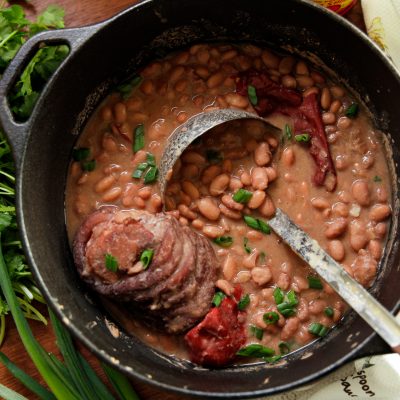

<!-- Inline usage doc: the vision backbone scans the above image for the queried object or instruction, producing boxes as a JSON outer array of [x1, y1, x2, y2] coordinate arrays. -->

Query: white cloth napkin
[[361, 0, 400, 69]]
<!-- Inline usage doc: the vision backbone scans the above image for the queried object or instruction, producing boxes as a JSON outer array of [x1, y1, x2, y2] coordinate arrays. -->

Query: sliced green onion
[[307, 275, 323, 290], [308, 322, 330, 337], [284, 124, 292, 140], [264, 355, 282, 363], [286, 290, 298, 306], [133, 124, 145, 153], [294, 133, 311, 142], [213, 236, 233, 248], [277, 303, 296, 317], [273, 287, 284, 305], [373, 175, 382, 183], [140, 249, 154, 270], [212, 291, 226, 307], [237, 344, 275, 358], [238, 294, 250, 311], [250, 325, 264, 340], [345, 103, 359, 118], [104, 254, 118, 272], [206, 149, 223, 164], [324, 307, 334, 317], [259, 251, 266, 262], [146, 152, 156, 166], [143, 166, 158, 184], [247, 85, 258, 106], [243, 215, 271, 234], [72, 147, 90, 162], [243, 237, 252, 254], [82, 160, 96, 172], [278, 341, 290, 355], [132, 162, 148, 178], [232, 189, 253, 204], [263, 311, 279, 325], [116, 75, 142, 99]]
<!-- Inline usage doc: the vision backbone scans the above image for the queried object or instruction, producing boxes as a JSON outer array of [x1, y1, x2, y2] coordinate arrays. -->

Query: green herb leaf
[[294, 133, 310, 142], [232, 189, 253, 204], [72, 147, 90, 162], [284, 124, 292, 140], [247, 85, 258, 106], [238, 294, 250, 311], [263, 311, 279, 324], [81, 160, 96, 172], [213, 236, 233, 248], [278, 341, 290, 355], [133, 124, 145, 153], [104, 254, 118, 272], [250, 325, 264, 340], [243, 237, 252, 254], [373, 175, 382, 183], [206, 149, 223, 164], [345, 103, 359, 118], [116, 75, 142, 99], [212, 291, 225, 307], [140, 249, 154, 270], [307, 275, 323, 290], [324, 307, 334, 317], [143, 166, 158, 184], [237, 344, 275, 358], [243, 215, 271, 234]]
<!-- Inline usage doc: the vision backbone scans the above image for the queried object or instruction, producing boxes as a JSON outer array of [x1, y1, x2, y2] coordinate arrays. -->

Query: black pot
[[0, 0, 399, 397]]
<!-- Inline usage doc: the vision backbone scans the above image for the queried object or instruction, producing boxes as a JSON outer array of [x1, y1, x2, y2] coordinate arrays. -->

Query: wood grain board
[[0, 1, 365, 399]]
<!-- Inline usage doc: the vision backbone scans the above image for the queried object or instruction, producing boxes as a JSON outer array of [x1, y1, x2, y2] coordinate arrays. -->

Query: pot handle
[[0, 25, 100, 168]]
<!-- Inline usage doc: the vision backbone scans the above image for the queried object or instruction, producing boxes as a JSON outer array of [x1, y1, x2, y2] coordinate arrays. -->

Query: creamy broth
[[65, 43, 391, 364]]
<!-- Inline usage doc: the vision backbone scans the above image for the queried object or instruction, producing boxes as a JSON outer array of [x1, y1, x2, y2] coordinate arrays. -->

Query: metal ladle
[[158, 109, 400, 353]]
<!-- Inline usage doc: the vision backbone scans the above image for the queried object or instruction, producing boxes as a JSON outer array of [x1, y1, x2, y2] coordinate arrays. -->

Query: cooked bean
[[182, 181, 200, 200], [207, 72, 225, 89], [178, 204, 197, 220], [240, 171, 252, 186], [191, 218, 204, 230], [251, 266, 272, 286], [374, 222, 387, 238], [234, 271, 252, 284], [281, 75, 297, 89], [203, 225, 225, 238], [352, 179, 370, 206], [113, 103, 127, 125], [95, 175, 116, 193], [209, 174, 230, 196], [322, 112, 336, 125], [330, 99, 342, 113], [229, 177, 243, 191], [251, 167, 269, 190], [297, 299, 309, 321], [215, 279, 234, 296], [225, 93, 249, 108], [247, 190, 266, 209], [369, 204, 391, 222], [261, 50, 280, 69], [179, 217, 189, 226], [330, 85, 345, 98], [197, 197, 220, 221], [223, 254, 237, 280], [254, 142, 271, 166], [337, 116, 352, 130], [221, 194, 244, 211], [149, 194, 162, 212], [247, 230, 263, 241], [219, 203, 242, 219], [328, 240, 345, 261], [174, 51, 189, 65], [169, 65, 185, 81], [197, 49, 210, 64], [309, 299, 327, 315], [368, 239, 382, 260], [280, 317, 300, 341], [325, 218, 347, 239], [278, 56, 295, 75], [258, 195, 276, 217], [202, 165, 222, 184], [102, 187, 122, 202], [265, 166, 278, 182], [243, 249, 260, 269], [349, 220, 368, 251], [296, 75, 314, 89], [222, 159, 233, 173], [320, 87, 331, 110], [311, 197, 330, 210], [182, 151, 206, 165], [295, 60, 309, 75], [140, 79, 155, 95], [277, 273, 291, 290], [281, 147, 295, 166], [100, 106, 113, 122], [292, 275, 309, 293]]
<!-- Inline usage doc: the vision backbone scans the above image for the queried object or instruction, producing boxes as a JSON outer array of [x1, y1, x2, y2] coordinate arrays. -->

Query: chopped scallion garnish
[[247, 85, 258, 106], [373, 175, 382, 182], [243, 237, 252, 254], [243, 215, 271, 234], [212, 291, 226, 307], [264, 355, 282, 363], [72, 147, 90, 161], [284, 124, 292, 140], [82, 159, 96, 172], [250, 325, 264, 340], [274, 288, 298, 317], [308, 322, 330, 337], [143, 166, 158, 184], [324, 307, 334, 317], [307, 275, 323, 290], [279, 341, 290, 355], [236, 344, 275, 358], [238, 294, 250, 311], [133, 124, 145, 153], [263, 311, 279, 324], [345, 103, 359, 118], [213, 236, 233, 248], [233, 188, 253, 204], [116, 75, 142, 99], [140, 248, 154, 270], [104, 253, 118, 272], [294, 133, 311, 142], [273, 287, 284, 305], [132, 162, 148, 178]]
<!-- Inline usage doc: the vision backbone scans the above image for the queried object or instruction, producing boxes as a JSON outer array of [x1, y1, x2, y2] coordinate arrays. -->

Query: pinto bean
[[261, 50, 280, 69], [247, 230, 263, 241], [311, 197, 330, 210], [243, 249, 260, 269], [309, 299, 327, 315], [207, 72, 225, 89], [191, 218, 204, 230], [222, 159, 233, 173], [369, 204, 391, 222], [325, 218, 347, 239], [209, 174, 230, 196], [281, 147, 295, 166], [95, 175, 116, 193], [222, 254, 237, 280], [197, 197, 221, 221], [178, 204, 197, 220], [374, 222, 387, 238], [277, 273, 291, 290], [322, 112, 336, 125], [368, 239, 382, 260], [182, 181, 200, 200], [203, 225, 224, 238], [248, 190, 266, 209], [140, 79, 155, 95], [221, 194, 244, 211], [296, 75, 314, 89], [254, 142, 272, 166], [320, 87, 332, 110], [352, 180, 370, 206], [258, 195, 276, 217], [281, 75, 297, 89], [279, 56, 295, 74], [219, 203, 242, 219], [202, 165, 222, 184], [225, 93, 249, 108], [216, 279, 234, 296], [251, 266, 272, 285], [138, 186, 152, 200], [181, 151, 206, 165], [350, 220, 368, 252], [251, 167, 269, 190], [229, 177, 243, 191], [113, 103, 127, 125], [265, 167, 278, 182], [102, 187, 122, 202], [297, 299, 309, 321], [291, 275, 308, 292], [280, 317, 300, 341], [240, 171, 252, 186], [328, 240, 345, 261]]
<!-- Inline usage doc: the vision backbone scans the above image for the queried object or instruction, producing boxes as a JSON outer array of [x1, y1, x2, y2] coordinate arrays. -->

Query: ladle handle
[[269, 208, 400, 352]]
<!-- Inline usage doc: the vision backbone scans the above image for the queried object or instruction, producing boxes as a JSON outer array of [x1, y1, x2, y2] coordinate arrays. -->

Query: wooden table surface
[[0, 1, 365, 399]]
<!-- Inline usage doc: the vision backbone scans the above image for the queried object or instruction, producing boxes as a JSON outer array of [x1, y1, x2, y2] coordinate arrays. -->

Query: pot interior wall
[[17, 0, 400, 397]]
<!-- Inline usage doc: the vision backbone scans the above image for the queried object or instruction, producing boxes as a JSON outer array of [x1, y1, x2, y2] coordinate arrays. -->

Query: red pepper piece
[[184, 295, 246, 367]]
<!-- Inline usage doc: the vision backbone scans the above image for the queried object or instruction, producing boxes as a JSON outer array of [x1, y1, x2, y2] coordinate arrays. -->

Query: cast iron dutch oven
[[0, 0, 399, 397]]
